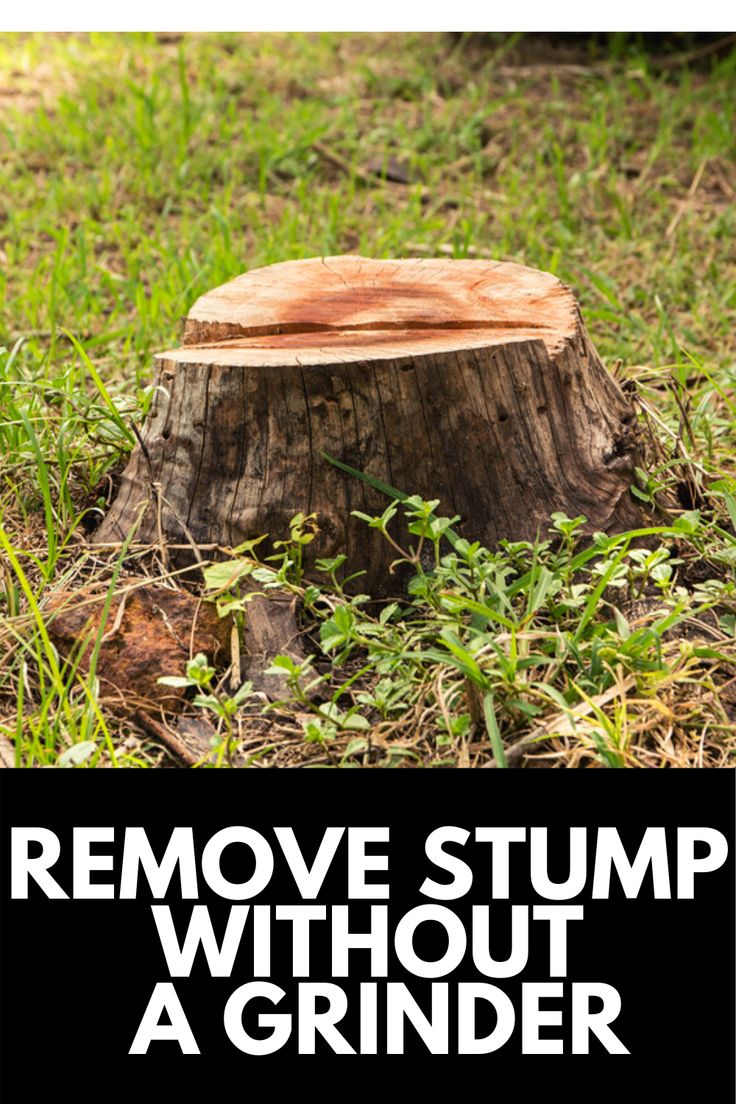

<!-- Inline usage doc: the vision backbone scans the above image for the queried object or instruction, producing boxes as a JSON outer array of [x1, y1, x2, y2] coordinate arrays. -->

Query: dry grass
[[1, 32, 735, 768]]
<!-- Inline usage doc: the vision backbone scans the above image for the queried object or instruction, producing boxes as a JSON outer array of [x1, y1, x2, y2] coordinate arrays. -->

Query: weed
[[0, 32, 735, 766]]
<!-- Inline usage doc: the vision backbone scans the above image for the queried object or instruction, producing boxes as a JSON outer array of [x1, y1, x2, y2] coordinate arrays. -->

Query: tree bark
[[96, 256, 643, 594]]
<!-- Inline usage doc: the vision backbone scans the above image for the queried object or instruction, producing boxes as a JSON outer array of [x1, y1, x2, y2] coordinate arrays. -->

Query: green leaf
[[193, 693, 222, 711], [203, 558, 254, 592], [673, 511, 701, 535], [186, 653, 216, 684], [265, 655, 301, 676], [62, 328, 136, 448], [58, 741, 97, 767], [612, 607, 630, 640], [342, 714, 370, 731], [230, 534, 269, 556], [439, 628, 489, 688], [232, 681, 254, 705], [483, 694, 507, 768], [344, 738, 369, 757], [322, 452, 461, 548], [438, 592, 516, 631], [320, 619, 348, 651]]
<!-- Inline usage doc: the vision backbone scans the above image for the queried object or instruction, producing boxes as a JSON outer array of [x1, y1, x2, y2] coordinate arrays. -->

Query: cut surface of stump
[[96, 256, 643, 594]]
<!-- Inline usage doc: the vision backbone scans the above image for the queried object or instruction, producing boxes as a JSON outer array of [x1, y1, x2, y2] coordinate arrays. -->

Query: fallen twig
[[132, 710, 202, 767]]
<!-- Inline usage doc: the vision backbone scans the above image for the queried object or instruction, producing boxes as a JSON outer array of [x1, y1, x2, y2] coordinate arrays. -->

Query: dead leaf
[[47, 585, 231, 714]]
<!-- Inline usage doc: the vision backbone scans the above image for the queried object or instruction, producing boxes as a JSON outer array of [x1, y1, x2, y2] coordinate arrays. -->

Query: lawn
[[1, 31, 735, 768]]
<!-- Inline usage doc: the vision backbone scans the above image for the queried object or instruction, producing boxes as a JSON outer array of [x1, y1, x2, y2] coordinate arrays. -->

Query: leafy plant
[[158, 653, 254, 766]]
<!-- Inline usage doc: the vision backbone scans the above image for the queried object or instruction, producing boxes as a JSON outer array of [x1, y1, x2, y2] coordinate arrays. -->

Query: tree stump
[[96, 256, 643, 594]]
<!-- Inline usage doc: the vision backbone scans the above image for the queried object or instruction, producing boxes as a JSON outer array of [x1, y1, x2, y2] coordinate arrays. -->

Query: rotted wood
[[95, 256, 643, 595]]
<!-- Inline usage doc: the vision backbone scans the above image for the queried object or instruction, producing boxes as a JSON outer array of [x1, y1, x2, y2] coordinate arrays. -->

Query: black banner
[[1, 771, 733, 1096]]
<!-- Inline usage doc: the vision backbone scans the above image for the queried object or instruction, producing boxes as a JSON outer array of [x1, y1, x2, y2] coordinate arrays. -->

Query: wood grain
[[96, 255, 643, 594]]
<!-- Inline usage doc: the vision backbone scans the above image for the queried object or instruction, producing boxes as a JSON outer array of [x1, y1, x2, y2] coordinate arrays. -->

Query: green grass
[[1, 32, 735, 767]]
